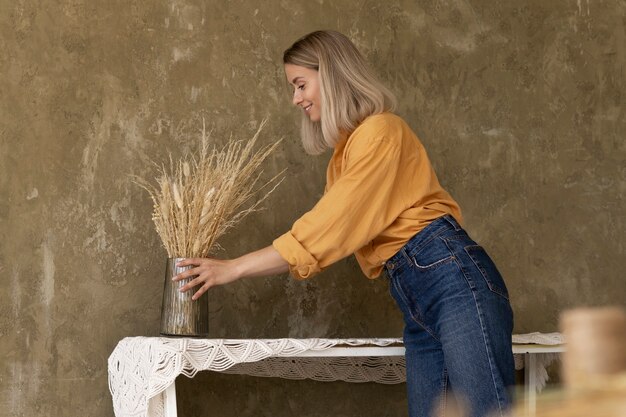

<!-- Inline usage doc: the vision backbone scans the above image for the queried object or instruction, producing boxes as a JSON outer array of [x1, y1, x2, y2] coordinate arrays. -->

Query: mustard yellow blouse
[[273, 112, 463, 279]]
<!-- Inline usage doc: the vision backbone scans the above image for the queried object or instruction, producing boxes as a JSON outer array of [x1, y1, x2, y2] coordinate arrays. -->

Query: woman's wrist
[[230, 256, 248, 281]]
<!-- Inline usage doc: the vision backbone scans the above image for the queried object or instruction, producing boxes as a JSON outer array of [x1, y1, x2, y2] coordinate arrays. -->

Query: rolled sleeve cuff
[[272, 232, 321, 280]]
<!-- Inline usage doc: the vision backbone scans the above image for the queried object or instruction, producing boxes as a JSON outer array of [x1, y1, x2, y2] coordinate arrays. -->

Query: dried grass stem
[[135, 119, 283, 258]]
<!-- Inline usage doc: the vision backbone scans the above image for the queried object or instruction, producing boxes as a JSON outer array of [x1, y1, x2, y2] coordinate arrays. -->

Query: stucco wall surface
[[0, 0, 624, 416]]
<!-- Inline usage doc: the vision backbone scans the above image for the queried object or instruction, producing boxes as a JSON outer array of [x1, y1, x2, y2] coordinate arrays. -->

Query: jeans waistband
[[386, 214, 463, 267]]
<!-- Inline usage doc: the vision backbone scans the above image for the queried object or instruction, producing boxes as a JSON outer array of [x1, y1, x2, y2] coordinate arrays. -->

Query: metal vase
[[160, 257, 209, 337]]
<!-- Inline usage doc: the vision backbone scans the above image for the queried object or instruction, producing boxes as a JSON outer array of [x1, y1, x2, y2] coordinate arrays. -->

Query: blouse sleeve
[[273, 129, 407, 279]]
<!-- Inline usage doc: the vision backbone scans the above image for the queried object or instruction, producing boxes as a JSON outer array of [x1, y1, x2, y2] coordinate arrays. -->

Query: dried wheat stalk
[[135, 119, 283, 258]]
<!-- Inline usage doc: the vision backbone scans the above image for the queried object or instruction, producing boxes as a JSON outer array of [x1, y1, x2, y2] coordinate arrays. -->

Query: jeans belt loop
[[443, 214, 461, 231]]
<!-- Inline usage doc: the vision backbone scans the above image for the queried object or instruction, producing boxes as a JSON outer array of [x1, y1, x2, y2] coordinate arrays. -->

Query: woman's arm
[[172, 245, 290, 300]]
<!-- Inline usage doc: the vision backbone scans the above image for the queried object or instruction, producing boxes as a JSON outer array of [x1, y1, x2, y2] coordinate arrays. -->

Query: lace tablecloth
[[108, 333, 563, 417]]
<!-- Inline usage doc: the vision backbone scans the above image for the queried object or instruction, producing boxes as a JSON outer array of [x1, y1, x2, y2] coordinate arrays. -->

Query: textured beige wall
[[1, 0, 624, 416]]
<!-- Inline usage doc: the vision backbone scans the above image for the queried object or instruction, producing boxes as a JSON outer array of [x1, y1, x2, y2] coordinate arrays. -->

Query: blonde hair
[[283, 30, 397, 155]]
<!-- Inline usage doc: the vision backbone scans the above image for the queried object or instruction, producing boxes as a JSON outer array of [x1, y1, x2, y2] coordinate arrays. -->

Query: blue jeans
[[385, 215, 515, 417]]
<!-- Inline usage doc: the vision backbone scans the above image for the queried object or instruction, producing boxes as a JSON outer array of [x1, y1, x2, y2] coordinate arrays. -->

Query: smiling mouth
[[304, 104, 312, 113]]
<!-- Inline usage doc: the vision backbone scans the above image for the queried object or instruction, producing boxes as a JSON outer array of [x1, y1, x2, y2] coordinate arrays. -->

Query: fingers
[[179, 275, 215, 300], [169, 257, 231, 300], [174, 263, 216, 295], [192, 282, 212, 301], [176, 258, 202, 267], [177, 275, 205, 293], [172, 266, 202, 282]]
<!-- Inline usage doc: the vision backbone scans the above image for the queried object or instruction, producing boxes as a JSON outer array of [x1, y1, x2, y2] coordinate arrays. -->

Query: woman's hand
[[173, 258, 242, 300], [172, 245, 290, 300]]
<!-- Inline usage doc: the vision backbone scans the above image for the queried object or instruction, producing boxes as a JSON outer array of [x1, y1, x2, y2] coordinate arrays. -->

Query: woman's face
[[284, 64, 321, 122]]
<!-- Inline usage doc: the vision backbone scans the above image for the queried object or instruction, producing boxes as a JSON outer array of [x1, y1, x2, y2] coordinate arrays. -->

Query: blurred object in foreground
[[508, 306, 626, 417], [561, 306, 626, 388], [432, 393, 469, 417]]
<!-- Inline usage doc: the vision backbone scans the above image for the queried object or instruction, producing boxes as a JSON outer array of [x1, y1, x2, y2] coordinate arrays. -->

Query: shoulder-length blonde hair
[[283, 30, 397, 155]]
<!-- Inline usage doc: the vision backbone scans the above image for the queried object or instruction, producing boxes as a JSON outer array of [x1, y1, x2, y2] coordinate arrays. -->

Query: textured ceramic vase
[[160, 257, 208, 337]]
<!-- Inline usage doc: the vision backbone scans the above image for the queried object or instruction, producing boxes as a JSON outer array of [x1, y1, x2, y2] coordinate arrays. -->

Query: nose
[[292, 89, 302, 106]]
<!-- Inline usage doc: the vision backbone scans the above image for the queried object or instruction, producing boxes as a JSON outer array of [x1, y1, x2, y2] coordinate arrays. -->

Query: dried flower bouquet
[[135, 119, 283, 258]]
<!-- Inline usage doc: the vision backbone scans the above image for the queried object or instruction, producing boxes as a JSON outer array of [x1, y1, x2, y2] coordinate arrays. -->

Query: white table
[[512, 343, 566, 414], [108, 334, 564, 417]]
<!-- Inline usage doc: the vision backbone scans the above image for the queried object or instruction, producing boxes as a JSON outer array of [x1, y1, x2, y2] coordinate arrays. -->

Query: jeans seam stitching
[[458, 263, 508, 416], [476, 297, 507, 416], [441, 367, 448, 417], [464, 245, 510, 301], [391, 276, 440, 342], [411, 254, 456, 270], [391, 277, 416, 321]]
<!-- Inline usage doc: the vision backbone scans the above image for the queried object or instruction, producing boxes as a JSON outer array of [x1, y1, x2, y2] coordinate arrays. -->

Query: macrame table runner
[[108, 333, 564, 417]]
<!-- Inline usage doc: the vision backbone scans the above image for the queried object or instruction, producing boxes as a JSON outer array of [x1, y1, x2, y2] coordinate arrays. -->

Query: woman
[[174, 30, 515, 417]]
